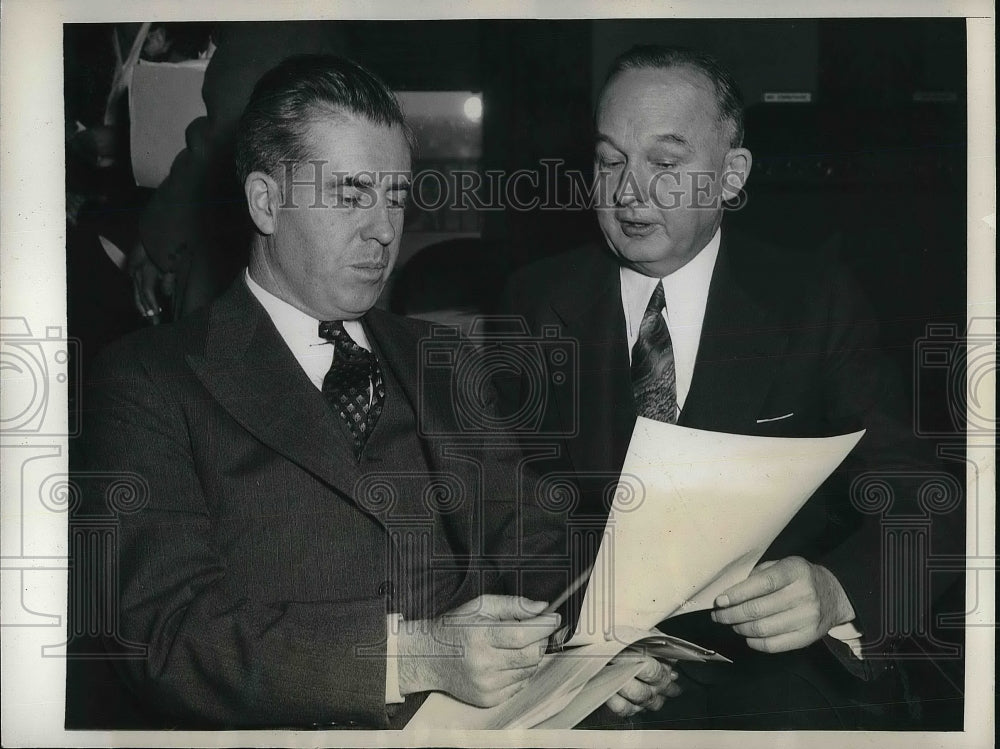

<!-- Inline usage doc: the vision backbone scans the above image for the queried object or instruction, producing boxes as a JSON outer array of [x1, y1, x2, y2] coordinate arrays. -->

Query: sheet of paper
[[570, 419, 865, 646], [530, 658, 646, 729], [129, 59, 209, 188]]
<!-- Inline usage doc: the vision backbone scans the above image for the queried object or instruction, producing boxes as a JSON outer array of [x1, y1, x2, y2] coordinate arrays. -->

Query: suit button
[[378, 580, 394, 598]]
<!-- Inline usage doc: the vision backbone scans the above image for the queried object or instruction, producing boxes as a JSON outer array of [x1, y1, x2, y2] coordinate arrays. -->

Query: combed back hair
[[234, 54, 415, 188], [600, 45, 745, 148]]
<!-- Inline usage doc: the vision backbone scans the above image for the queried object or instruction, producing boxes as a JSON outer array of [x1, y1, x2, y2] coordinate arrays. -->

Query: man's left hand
[[711, 556, 855, 653], [603, 655, 681, 717]]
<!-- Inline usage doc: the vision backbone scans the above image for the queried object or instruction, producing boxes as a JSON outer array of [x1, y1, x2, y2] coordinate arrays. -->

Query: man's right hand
[[397, 595, 560, 707], [128, 240, 175, 323]]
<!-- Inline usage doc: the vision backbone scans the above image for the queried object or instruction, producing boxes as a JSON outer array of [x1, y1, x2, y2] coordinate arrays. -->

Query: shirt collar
[[245, 269, 329, 357], [244, 269, 373, 357], [620, 227, 722, 335]]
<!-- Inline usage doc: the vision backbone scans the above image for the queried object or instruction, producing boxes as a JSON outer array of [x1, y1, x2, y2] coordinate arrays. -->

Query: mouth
[[616, 217, 657, 238], [350, 261, 388, 278]]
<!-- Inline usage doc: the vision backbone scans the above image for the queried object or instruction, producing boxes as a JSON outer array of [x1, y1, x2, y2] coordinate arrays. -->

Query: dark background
[[64, 18, 968, 730]]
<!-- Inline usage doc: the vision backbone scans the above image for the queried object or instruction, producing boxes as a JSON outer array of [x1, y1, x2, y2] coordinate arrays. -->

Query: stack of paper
[[406, 420, 865, 730]]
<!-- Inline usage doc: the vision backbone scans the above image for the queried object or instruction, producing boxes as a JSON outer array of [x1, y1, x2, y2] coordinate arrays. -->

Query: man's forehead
[[597, 64, 723, 134], [296, 111, 412, 174]]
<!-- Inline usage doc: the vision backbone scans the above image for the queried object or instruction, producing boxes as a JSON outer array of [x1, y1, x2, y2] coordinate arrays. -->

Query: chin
[[611, 235, 673, 264], [344, 289, 385, 316]]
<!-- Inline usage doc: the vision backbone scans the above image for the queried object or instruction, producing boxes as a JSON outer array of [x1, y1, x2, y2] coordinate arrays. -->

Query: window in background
[[395, 91, 483, 265]]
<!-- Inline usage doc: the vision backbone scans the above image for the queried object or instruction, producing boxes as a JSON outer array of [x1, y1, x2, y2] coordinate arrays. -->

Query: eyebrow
[[654, 133, 692, 149], [324, 174, 412, 190], [595, 132, 694, 151]]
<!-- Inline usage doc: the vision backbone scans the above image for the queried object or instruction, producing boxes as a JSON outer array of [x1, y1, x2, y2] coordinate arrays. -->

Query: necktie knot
[[320, 320, 373, 374], [645, 281, 666, 316], [318, 320, 344, 341]]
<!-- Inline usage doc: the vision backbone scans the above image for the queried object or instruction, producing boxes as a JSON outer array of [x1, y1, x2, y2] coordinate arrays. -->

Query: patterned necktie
[[631, 281, 678, 424], [319, 321, 385, 459]]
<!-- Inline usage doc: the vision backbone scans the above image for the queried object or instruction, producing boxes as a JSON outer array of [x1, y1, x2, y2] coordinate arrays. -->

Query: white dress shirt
[[245, 270, 372, 388], [620, 228, 722, 418], [617, 233, 863, 657], [245, 271, 404, 702]]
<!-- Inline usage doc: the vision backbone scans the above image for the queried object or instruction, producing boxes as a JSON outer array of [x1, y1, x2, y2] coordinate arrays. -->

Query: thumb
[[478, 595, 548, 620]]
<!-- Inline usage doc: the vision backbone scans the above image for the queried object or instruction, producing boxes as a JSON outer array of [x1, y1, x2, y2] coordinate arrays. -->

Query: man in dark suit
[[499, 45, 946, 728], [75, 54, 678, 729]]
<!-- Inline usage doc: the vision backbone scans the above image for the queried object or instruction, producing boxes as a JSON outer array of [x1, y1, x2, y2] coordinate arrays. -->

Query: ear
[[720, 147, 753, 202], [245, 170, 280, 235]]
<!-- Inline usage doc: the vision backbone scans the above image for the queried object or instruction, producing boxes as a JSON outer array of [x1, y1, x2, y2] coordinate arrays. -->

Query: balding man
[[500, 45, 941, 729]]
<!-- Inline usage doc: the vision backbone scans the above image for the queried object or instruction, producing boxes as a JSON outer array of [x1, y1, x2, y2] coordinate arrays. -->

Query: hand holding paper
[[398, 595, 560, 708], [570, 418, 865, 646], [712, 556, 857, 653], [407, 420, 866, 729], [604, 654, 681, 717]]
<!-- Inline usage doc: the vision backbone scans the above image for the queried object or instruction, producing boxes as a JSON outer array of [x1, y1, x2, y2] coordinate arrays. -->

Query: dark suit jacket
[[498, 232, 946, 683], [75, 279, 564, 729]]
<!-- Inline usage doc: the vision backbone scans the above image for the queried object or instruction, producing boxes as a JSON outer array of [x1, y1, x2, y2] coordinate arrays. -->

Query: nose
[[360, 196, 396, 246], [613, 165, 646, 208]]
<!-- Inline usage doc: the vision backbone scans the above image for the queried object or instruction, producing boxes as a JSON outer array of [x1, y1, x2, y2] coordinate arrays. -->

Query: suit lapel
[[680, 235, 789, 431], [185, 281, 360, 498], [549, 246, 636, 474], [362, 308, 426, 435]]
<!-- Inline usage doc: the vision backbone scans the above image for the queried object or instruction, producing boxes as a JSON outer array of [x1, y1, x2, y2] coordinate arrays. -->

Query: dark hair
[[234, 54, 415, 188], [600, 45, 744, 148]]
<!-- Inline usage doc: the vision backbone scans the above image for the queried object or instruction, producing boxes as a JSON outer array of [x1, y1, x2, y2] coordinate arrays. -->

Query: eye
[[387, 191, 409, 210], [653, 161, 677, 169], [330, 189, 361, 208], [596, 156, 624, 168]]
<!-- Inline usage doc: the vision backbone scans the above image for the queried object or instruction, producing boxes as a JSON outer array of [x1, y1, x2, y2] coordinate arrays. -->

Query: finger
[[712, 583, 798, 625], [729, 609, 805, 639], [131, 277, 147, 316], [745, 628, 814, 654], [663, 681, 683, 698], [477, 595, 548, 620], [616, 677, 657, 707], [611, 654, 674, 684], [134, 270, 161, 318], [141, 276, 162, 315], [131, 277, 158, 320], [715, 559, 795, 608], [637, 658, 675, 685], [495, 642, 548, 670], [445, 596, 483, 616], [489, 614, 561, 649], [604, 693, 638, 717]]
